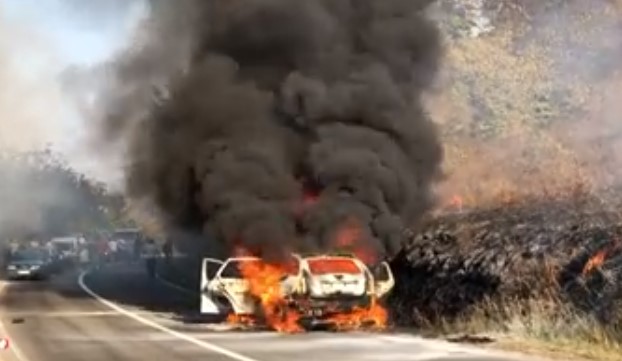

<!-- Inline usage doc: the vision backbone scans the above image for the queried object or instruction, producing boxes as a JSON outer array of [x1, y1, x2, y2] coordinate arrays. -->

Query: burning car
[[200, 253, 394, 331]]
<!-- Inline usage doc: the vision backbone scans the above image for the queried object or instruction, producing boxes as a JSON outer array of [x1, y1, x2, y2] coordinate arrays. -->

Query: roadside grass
[[429, 296, 622, 361]]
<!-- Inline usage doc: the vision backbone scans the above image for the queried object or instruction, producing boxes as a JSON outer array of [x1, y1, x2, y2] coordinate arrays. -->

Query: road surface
[[0, 264, 544, 361]]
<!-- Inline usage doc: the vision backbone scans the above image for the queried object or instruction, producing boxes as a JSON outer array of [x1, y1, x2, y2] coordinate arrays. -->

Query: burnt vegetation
[[391, 195, 622, 324], [386, 1, 622, 355]]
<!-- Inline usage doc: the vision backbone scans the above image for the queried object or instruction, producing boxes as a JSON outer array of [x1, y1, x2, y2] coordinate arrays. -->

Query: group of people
[[77, 235, 175, 278]]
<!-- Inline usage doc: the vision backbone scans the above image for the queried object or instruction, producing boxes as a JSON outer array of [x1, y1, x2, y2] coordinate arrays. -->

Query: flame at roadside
[[582, 240, 621, 276], [325, 301, 387, 331]]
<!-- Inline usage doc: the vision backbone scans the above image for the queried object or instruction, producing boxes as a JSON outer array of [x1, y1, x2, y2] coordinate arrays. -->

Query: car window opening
[[220, 258, 298, 279], [307, 258, 360, 275]]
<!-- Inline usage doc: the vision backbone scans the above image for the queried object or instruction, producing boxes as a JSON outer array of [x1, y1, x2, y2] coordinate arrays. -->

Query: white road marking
[[77, 271, 263, 361], [0, 282, 32, 361], [79, 271, 536, 361]]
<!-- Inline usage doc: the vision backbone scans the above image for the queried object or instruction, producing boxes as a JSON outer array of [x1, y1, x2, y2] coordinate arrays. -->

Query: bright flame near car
[[226, 246, 390, 333], [235, 255, 303, 333]]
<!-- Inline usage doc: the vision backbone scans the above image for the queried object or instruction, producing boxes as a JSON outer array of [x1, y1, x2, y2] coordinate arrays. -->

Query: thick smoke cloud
[[104, 0, 443, 262]]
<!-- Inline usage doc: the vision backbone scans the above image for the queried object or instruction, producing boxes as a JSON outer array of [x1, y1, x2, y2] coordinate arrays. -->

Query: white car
[[200, 253, 394, 328]]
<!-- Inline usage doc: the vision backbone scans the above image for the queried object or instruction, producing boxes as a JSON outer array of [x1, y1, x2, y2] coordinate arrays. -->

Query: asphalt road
[[0, 263, 545, 361]]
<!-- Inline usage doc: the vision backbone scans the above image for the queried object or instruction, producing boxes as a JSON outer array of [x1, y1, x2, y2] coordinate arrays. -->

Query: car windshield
[[220, 258, 298, 278], [12, 250, 46, 262], [307, 258, 361, 275]]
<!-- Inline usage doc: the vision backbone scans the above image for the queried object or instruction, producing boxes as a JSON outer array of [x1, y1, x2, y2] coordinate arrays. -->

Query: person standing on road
[[95, 237, 108, 267], [142, 239, 159, 279], [133, 235, 143, 263], [78, 245, 90, 271], [162, 238, 173, 265], [107, 238, 118, 263]]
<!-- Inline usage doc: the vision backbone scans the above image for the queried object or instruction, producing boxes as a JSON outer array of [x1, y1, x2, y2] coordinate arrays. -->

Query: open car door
[[200, 257, 224, 314], [373, 261, 395, 298]]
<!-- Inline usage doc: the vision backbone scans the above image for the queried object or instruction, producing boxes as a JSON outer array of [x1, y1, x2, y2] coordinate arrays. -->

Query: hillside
[[395, 2, 622, 359]]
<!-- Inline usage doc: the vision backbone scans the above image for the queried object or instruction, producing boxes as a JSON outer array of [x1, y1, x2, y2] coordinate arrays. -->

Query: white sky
[[0, 0, 147, 186]]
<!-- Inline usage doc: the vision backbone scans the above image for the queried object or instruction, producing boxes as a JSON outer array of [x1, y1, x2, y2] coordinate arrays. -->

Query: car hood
[[8, 260, 45, 267]]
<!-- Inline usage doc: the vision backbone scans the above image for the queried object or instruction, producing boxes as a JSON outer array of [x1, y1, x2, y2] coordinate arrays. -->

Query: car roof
[[299, 254, 358, 261], [223, 254, 360, 262], [50, 237, 78, 242], [225, 256, 261, 262]]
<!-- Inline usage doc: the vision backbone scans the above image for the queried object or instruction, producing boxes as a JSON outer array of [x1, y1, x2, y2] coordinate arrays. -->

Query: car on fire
[[199, 253, 394, 329]]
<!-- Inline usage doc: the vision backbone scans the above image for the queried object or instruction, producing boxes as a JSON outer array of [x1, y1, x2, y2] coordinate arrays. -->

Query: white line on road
[[0, 282, 31, 361], [77, 271, 263, 361]]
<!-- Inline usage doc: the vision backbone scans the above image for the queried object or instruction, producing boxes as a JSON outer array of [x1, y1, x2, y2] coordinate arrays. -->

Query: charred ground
[[390, 192, 622, 339]]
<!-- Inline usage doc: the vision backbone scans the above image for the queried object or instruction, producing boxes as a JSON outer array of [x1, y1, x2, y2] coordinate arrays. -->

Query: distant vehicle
[[49, 236, 80, 259], [6, 249, 53, 280], [112, 228, 140, 242], [200, 253, 394, 329], [112, 228, 142, 261]]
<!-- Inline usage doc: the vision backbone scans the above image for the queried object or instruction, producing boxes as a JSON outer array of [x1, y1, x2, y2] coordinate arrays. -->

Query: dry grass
[[430, 297, 622, 361]]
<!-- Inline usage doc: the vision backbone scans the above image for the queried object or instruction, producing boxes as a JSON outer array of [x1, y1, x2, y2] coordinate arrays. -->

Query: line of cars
[[3, 228, 143, 281]]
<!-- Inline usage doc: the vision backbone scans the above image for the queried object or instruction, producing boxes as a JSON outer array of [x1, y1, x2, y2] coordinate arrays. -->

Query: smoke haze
[[0, 9, 67, 153], [0, 5, 135, 240], [101, 0, 444, 261]]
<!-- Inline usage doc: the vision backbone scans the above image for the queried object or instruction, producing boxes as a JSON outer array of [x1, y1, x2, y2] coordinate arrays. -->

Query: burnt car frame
[[199, 253, 394, 328]]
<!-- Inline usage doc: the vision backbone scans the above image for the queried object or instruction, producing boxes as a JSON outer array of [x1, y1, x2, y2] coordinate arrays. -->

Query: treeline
[[0, 149, 130, 241]]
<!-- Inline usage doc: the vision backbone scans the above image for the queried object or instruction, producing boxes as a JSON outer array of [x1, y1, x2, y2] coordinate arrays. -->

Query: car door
[[373, 262, 395, 298], [200, 257, 224, 314]]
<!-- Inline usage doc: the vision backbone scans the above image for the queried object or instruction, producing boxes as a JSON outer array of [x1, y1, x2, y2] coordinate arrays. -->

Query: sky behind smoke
[[1, 0, 144, 65], [0, 0, 145, 185]]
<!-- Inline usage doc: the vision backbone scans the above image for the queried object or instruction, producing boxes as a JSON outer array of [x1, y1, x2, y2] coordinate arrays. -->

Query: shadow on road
[[48, 260, 206, 324]]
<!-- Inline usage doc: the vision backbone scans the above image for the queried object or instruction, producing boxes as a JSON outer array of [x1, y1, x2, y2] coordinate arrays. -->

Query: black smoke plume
[[103, 0, 443, 262]]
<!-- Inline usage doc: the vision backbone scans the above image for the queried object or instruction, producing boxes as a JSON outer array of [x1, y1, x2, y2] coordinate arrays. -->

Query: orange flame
[[228, 238, 389, 333], [333, 217, 378, 264], [226, 314, 256, 326], [234, 255, 302, 333], [582, 240, 620, 276], [326, 300, 388, 330], [449, 194, 464, 210], [582, 249, 607, 276]]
